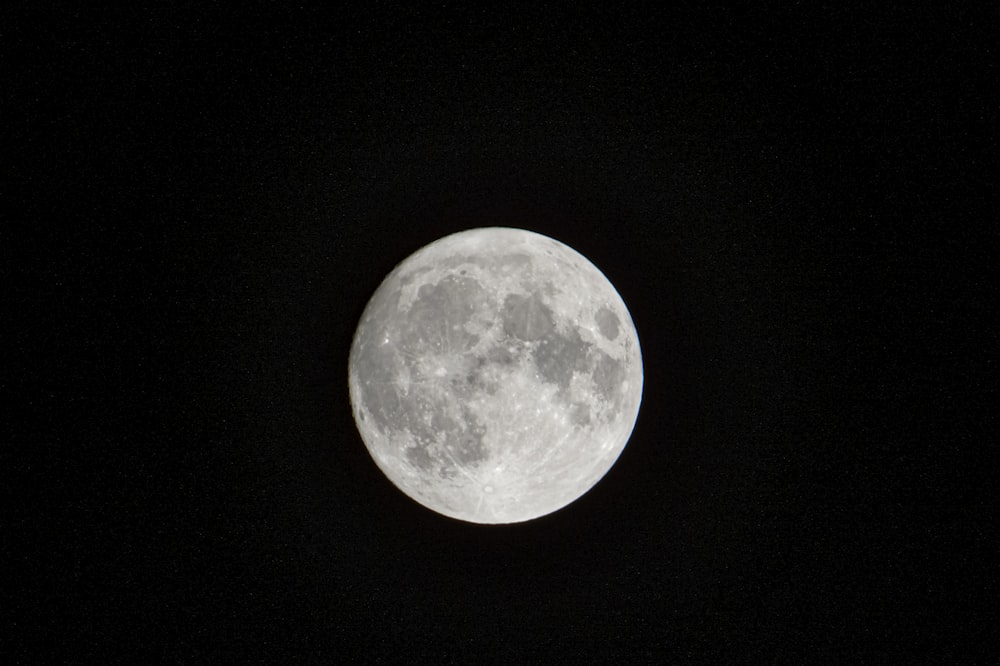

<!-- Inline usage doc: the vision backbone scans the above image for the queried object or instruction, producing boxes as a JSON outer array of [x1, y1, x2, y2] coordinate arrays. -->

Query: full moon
[[348, 227, 643, 523]]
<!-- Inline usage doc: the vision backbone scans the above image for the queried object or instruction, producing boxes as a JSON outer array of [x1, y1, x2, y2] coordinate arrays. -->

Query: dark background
[[6, 4, 996, 663]]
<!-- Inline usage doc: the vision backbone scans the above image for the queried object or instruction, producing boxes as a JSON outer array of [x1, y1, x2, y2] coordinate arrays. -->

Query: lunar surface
[[348, 227, 643, 523]]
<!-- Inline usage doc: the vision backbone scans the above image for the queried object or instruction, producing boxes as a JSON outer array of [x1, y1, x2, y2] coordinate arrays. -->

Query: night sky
[[7, 5, 995, 662]]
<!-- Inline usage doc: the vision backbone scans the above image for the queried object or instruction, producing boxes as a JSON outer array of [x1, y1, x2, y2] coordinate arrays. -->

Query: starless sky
[[5, 4, 995, 663]]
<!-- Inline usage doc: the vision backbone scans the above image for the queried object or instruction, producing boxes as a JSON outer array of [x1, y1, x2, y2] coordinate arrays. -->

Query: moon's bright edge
[[348, 227, 643, 524]]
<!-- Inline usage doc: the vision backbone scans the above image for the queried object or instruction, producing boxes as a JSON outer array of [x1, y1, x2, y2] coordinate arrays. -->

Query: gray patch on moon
[[447, 409, 489, 467], [400, 275, 486, 353], [533, 327, 592, 392], [592, 350, 626, 403], [569, 402, 591, 426], [415, 406, 490, 474], [397, 398, 490, 479], [594, 306, 620, 341], [405, 444, 435, 470], [486, 344, 517, 366], [498, 253, 531, 272], [445, 344, 518, 396], [501, 292, 555, 341]]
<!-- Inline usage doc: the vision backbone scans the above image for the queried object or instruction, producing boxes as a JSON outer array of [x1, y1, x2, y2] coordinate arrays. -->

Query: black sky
[[5, 4, 996, 663]]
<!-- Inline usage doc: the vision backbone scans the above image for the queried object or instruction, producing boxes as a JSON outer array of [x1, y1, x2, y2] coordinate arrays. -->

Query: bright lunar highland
[[348, 227, 643, 523]]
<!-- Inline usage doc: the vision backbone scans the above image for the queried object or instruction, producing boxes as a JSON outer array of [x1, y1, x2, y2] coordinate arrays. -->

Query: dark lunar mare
[[355, 274, 493, 478]]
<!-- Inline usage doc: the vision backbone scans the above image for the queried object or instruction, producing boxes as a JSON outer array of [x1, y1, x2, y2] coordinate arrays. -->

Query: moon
[[348, 227, 643, 524]]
